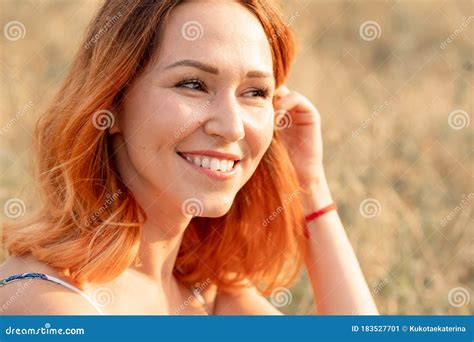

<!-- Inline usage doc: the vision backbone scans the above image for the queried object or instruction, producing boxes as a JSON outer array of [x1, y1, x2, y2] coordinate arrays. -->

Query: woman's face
[[110, 0, 275, 219]]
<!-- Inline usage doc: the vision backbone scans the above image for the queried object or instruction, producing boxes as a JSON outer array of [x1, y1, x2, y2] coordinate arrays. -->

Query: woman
[[0, 0, 378, 315]]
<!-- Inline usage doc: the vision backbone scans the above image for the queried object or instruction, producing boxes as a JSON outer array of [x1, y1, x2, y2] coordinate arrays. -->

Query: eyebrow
[[164, 59, 274, 79]]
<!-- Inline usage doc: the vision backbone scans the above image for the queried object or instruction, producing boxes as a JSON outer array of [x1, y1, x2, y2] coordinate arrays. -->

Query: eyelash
[[175, 78, 270, 99]]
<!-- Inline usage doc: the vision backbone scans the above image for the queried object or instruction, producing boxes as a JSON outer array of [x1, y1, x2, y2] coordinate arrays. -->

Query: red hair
[[3, 0, 307, 296]]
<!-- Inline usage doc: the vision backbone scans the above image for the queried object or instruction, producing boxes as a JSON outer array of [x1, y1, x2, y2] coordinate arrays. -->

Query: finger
[[276, 91, 316, 114], [273, 84, 290, 101]]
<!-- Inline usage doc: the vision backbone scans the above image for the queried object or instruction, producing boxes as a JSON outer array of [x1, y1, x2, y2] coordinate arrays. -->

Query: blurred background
[[0, 0, 472, 314]]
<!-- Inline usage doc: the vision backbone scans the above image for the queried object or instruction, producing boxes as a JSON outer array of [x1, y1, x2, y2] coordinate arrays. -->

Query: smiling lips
[[177, 152, 238, 172]]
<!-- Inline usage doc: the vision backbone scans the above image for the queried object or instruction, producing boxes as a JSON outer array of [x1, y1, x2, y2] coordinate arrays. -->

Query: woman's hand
[[272, 85, 326, 187], [272, 87, 379, 315]]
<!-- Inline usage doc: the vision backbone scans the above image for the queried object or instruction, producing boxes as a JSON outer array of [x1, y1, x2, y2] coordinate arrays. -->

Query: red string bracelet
[[303, 202, 337, 239]]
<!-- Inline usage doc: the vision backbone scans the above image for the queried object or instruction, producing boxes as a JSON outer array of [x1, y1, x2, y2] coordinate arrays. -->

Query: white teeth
[[220, 159, 227, 172], [210, 158, 220, 171], [180, 153, 237, 172], [201, 157, 210, 169]]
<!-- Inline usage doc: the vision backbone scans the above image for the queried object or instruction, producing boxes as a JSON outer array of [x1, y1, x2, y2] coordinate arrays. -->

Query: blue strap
[[0, 273, 48, 287]]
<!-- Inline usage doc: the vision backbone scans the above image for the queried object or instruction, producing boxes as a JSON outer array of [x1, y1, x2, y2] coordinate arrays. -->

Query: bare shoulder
[[0, 254, 56, 277], [213, 279, 283, 315], [0, 255, 99, 315]]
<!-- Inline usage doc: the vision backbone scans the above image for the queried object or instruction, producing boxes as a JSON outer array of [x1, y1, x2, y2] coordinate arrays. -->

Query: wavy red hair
[[3, 0, 307, 296]]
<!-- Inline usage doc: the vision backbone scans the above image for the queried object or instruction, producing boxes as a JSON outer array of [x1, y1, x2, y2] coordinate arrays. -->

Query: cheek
[[117, 95, 193, 185], [246, 107, 274, 159], [121, 89, 199, 150]]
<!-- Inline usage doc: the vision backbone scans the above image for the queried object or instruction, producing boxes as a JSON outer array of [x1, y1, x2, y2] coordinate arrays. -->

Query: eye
[[176, 78, 206, 92], [243, 88, 270, 99]]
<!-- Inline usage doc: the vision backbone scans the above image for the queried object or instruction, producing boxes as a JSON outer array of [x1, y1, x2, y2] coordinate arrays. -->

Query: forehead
[[156, 0, 273, 72]]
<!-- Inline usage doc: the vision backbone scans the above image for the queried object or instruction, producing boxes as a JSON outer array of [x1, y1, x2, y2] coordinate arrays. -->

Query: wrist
[[300, 172, 333, 214]]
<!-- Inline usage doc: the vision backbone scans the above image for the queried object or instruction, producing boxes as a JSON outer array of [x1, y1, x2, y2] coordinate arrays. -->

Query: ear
[[109, 120, 120, 134], [108, 107, 121, 134]]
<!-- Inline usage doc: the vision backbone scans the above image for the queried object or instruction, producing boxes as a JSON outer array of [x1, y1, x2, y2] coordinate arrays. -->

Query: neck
[[129, 212, 191, 295]]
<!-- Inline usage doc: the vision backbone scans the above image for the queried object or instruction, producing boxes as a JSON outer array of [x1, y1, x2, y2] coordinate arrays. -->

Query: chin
[[183, 195, 234, 218], [201, 207, 232, 218], [203, 198, 235, 218]]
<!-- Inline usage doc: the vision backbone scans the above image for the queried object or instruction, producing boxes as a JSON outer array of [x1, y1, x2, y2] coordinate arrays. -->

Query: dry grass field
[[0, 0, 472, 314]]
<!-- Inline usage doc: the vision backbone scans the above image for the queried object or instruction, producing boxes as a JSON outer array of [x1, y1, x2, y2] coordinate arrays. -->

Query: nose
[[202, 93, 245, 142]]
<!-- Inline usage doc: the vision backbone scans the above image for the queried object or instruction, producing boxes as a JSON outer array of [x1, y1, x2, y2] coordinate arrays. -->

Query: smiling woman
[[1, 0, 377, 316]]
